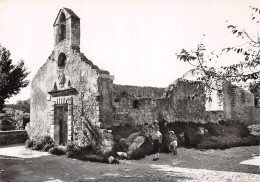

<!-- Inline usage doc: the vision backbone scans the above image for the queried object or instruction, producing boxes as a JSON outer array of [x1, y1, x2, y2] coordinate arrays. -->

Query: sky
[[0, 0, 259, 104]]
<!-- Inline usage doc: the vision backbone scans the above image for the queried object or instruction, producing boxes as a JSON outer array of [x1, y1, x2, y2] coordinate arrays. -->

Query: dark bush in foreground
[[34, 135, 55, 151], [197, 135, 259, 150], [25, 139, 34, 148], [66, 142, 110, 163], [25, 135, 55, 151], [129, 148, 146, 160], [49, 146, 66, 155], [43, 143, 55, 152], [66, 142, 94, 157]]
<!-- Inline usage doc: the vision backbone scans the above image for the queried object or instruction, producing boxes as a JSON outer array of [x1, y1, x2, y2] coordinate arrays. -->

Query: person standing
[[160, 120, 169, 153], [152, 121, 162, 161]]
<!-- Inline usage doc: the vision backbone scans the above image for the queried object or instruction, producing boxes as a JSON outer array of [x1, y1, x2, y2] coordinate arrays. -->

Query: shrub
[[248, 124, 260, 136], [43, 143, 55, 152], [25, 139, 34, 149], [66, 142, 96, 158], [66, 142, 83, 156], [129, 147, 145, 160], [197, 135, 259, 150], [184, 127, 199, 147], [49, 146, 66, 155], [204, 123, 222, 136], [33, 135, 54, 151], [0, 117, 16, 131]]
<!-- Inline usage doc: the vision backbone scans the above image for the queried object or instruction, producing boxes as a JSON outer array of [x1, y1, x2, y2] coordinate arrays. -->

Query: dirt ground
[[0, 144, 260, 182]]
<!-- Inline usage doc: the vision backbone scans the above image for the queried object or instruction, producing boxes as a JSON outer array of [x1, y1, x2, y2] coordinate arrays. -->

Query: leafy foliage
[[197, 135, 258, 149], [0, 115, 17, 131], [25, 135, 55, 151], [0, 45, 29, 110], [49, 146, 66, 155], [176, 6, 260, 94]]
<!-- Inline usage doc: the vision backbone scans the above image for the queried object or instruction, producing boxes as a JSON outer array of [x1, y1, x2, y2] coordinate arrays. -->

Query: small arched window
[[58, 13, 66, 41], [58, 52, 66, 68]]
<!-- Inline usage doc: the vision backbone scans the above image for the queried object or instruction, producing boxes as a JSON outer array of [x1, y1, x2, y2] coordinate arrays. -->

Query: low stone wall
[[0, 130, 28, 146]]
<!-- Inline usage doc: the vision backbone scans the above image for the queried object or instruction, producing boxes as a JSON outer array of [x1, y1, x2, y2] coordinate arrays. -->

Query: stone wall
[[223, 82, 260, 125], [30, 8, 115, 152], [159, 80, 207, 123], [0, 130, 28, 145], [98, 75, 114, 128], [112, 80, 210, 126], [113, 84, 165, 100], [111, 84, 164, 126], [30, 47, 113, 146]]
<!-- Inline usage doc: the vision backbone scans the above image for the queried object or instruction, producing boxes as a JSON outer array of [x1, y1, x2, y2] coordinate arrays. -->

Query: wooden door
[[54, 105, 68, 145]]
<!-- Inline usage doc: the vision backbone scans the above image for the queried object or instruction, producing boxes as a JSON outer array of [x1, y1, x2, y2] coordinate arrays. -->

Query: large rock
[[127, 136, 145, 155]]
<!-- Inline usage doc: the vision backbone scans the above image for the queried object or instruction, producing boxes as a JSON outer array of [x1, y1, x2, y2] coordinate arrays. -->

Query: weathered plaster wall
[[30, 8, 115, 149], [30, 47, 113, 146], [30, 53, 56, 137]]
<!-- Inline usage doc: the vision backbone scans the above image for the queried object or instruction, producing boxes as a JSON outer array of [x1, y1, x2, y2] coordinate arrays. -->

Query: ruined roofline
[[80, 53, 110, 75], [113, 83, 166, 89]]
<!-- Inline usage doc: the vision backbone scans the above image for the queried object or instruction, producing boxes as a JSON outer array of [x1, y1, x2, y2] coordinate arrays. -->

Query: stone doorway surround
[[54, 104, 68, 144], [48, 89, 75, 143]]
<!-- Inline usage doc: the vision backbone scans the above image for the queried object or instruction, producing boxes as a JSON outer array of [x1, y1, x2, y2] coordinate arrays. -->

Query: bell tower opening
[[53, 8, 80, 49], [58, 13, 66, 42]]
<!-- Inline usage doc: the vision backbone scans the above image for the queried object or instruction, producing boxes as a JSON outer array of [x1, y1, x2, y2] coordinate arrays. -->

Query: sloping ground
[[0, 144, 259, 182]]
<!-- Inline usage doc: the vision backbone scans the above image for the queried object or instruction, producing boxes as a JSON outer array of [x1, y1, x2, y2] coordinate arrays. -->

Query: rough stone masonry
[[29, 8, 114, 153], [29, 8, 260, 152]]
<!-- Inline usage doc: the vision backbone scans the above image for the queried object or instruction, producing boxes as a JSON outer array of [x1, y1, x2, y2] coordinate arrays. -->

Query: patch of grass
[[71, 154, 107, 163]]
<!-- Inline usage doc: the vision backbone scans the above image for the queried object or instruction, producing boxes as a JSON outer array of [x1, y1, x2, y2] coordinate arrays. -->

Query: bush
[[129, 148, 146, 160], [25, 135, 55, 151], [0, 117, 16, 131], [184, 127, 199, 147], [25, 139, 34, 149], [33, 135, 54, 151], [43, 143, 55, 152], [197, 135, 259, 150], [66, 142, 83, 156], [49, 146, 66, 155], [205, 123, 222, 136]]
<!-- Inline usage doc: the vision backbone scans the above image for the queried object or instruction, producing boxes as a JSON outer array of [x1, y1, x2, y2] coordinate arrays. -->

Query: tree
[[16, 98, 30, 113], [176, 6, 260, 94], [0, 45, 29, 111]]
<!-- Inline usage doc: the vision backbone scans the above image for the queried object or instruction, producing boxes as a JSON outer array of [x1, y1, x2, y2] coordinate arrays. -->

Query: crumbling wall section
[[223, 82, 258, 125], [112, 80, 210, 126], [161, 80, 207, 123]]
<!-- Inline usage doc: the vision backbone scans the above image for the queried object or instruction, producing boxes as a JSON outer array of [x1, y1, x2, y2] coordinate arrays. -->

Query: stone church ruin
[[29, 8, 260, 151]]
